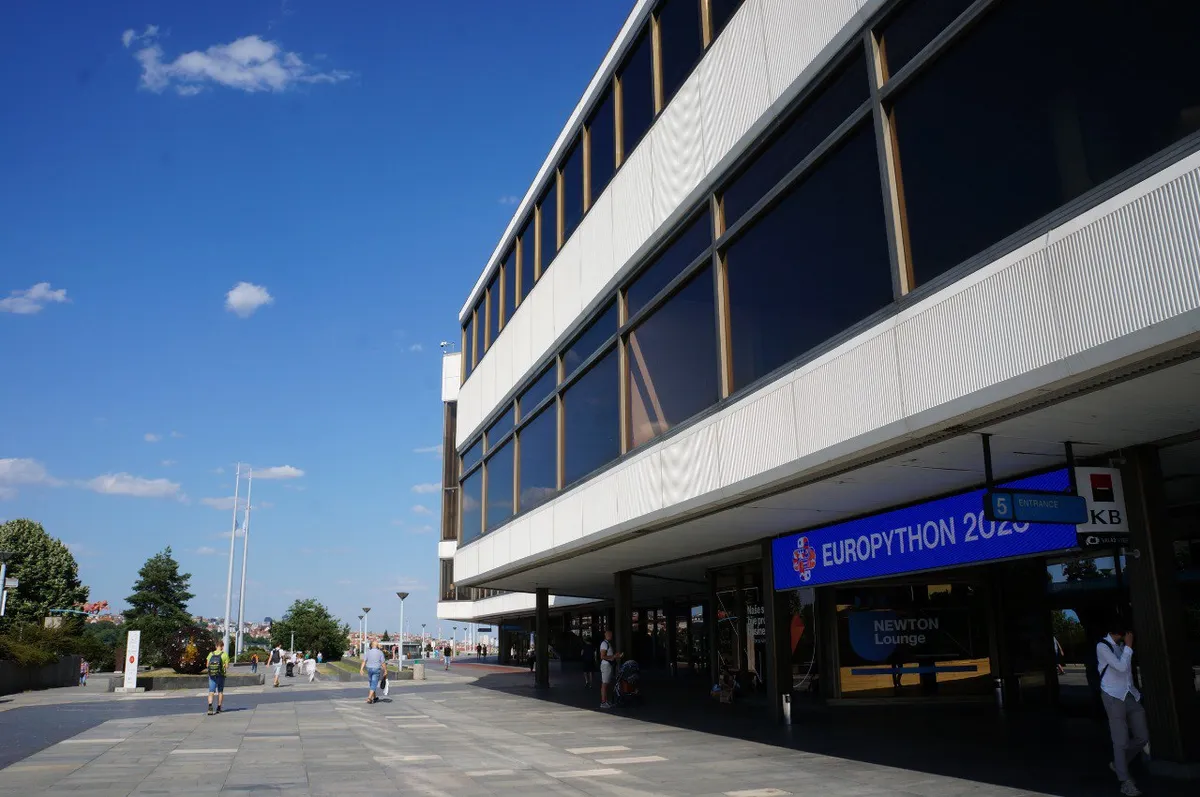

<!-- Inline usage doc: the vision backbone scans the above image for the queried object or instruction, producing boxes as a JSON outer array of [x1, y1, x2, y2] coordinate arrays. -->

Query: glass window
[[563, 302, 617, 379], [892, 0, 1200, 289], [880, 0, 975, 77], [503, 250, 517, 318], [627, 266, 720, 447], [462, 318, 474, 379], [658, 0, 704, 107], [563, 347, 620, 486], [518, 404, 558, 512], [588, 88, 617, 202], [619, 29, 655, 158], [626, 210, 711, 318], [709, 0, 745, 41], [460, 468, 483, 545], [538, 182, 558, 274], [725, 124, 892, 391], [518, 218, 535, 302], [562, 137, 584, 240], [722, 53, 868, 227], [462, 437, 483, 473], [486, 406, 514, 450], [519, 365, 557, 420], [485, 272, 500, 350], [485, 440, 514, 531]]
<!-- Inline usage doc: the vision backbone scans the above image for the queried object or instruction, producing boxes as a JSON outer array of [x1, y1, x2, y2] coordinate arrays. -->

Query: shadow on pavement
[[465, 667, 1191, 797]]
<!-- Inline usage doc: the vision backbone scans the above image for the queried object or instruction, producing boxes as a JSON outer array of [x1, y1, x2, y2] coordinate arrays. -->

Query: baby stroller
[[613, 660, 641, 706]]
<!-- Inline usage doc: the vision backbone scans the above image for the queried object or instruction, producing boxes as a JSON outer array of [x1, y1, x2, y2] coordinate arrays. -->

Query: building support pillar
[[707, 571, 720, 682], [734, 567, 747, 676], [664, 601, 678, 676], [1122, 447, 1200, 774], [613, 572, 633, 666], [535, 588, 550, 689], [762, 539, 787, 722]]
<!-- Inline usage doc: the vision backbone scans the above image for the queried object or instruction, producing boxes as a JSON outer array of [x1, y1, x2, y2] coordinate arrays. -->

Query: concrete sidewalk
[[0, 672, 1111, 797]]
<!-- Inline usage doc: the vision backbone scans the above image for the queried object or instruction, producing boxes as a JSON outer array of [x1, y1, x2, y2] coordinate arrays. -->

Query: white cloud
[[409, 525, 434, 535], [224, 282, 273, 317], [202, 496, 238, 510], [0, 458, 62, 499], [390, 519, 405, 527], [212, 466, 225, 475], [84, 472, 183, 500], [393, 577, 426, 592], [410, 482, 439, 494], [130, 30, 350, 96], [411, 504, 432, 516], [195, 546, 219, 555], [160, 459, 177, 467], [144, 432, 161, 443], [170, 430, 184, 438], [254, 465, 303, 480], [408, 343, 423, 352], [413, 444, 443, 455], [498, 195, 520, 205], [0, 283, 69, 315]]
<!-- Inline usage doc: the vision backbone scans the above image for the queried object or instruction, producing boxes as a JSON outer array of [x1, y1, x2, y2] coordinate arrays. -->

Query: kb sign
[[1074, 467, 1128, 547]]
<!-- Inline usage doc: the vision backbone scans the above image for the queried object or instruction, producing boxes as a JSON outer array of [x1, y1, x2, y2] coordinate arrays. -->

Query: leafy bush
[[163, 624, 216, 674], [236, 646, 268, 664], [0, 621, 85, 668]]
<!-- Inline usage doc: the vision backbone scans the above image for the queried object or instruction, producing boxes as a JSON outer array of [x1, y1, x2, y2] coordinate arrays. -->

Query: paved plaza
[[0, 665, 1182, 796]]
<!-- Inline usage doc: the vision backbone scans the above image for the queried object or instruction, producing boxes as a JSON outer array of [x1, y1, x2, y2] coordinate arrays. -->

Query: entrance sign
[[772, 470, 1076, 590], [1074, 467, 1128, 535], [122, 630, 141, 691], [985, 491, 1087, 524]]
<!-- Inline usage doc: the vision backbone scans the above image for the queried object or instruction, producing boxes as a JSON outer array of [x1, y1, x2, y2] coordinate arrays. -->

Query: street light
[[0, 550, 13, 618], [362, 607, 371, 653], [421, 623, 427, 655], [452, 625, 458, 658], [357, 614, 364, 656], [396, 592, 409, 666]]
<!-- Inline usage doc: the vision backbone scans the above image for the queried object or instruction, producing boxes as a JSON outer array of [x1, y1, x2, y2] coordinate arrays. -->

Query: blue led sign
[[772, 470, 1076, 591]]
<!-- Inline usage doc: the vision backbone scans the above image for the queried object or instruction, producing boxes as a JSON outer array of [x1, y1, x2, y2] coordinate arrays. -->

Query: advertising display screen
[[772, 470, 1076, 591]]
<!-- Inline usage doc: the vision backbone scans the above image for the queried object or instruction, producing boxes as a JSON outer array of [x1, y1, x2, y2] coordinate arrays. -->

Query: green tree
[[0, 519, 88, 628], [269, 599, 348, 661], [1063, 558, 1107, 583], [124, 547, 194, 666], [381, 630, 391, 642]]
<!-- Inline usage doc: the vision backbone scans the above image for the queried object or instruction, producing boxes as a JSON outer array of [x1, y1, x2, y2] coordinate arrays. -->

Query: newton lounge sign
[[772, 470, 1078, 591]]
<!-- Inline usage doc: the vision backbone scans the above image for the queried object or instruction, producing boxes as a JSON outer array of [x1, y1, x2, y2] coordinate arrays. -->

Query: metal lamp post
[[0, 550, 12, 618], [396, 592, 409, 666], [357, 615, 364, 656], [452, 626, 458, 658], [421, 623, 427, 656], [362, 607, 371, 653]]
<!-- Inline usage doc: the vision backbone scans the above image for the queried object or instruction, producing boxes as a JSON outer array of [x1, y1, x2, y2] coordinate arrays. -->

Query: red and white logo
[[793, 536, 817, 582]]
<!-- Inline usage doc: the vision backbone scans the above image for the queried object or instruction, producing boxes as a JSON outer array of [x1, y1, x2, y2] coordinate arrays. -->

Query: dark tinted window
[[518, 404, 558, 512], [588, 89, 617, 202], [881, 0, 975, 77], [519, 218, 535, 301], [563, 347, 620, 485], [539, 183, 558, 274], [725, 125, 892, 390], [626, 210, 711, 318], [892, 0, 1200, 288], [619, 30, 655, 157], [627, 266, 720, 447], [723, 53, 868, 226], [461, 468, 483, 544], [564, 302, 617, 379], [485, 272, 500, 349], [503, 250, 517, 318], [463, 318, 474, 378], [485, 441, 514, 531], [486, 406, 514, 450], [710, 0, 745, 40], [519, 365, 557, 420], [462, 437, 483, 473], [658, 0, 703, 107], [562, 138, 584, 240]]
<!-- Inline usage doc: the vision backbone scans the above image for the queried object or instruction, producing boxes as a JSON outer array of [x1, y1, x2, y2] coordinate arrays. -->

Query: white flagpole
[[236, 468, 253, 656], [223, 464, 241, 651]]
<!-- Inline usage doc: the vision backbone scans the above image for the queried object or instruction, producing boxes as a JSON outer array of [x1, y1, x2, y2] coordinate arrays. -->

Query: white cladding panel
[[455, 153, 1200, 583], [441, 353, 462, 403], [457, 0, 874, 447], [437, 592, 595, 623]]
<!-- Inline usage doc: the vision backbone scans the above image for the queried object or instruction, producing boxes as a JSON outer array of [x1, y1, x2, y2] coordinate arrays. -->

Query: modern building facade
[[437, 0, 1200, 774]]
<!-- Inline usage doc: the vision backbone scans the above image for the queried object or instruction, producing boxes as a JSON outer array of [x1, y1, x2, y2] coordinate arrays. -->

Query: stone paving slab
[[0, 679, 1102, 797]]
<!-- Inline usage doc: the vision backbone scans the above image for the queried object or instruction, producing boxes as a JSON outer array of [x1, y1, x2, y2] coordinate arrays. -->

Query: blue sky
[[0, 0, 633, 634]]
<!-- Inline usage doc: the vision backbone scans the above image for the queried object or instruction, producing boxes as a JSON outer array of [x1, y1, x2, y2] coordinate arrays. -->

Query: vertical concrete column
[[762, 539, 785, 722], [664, 601, 678, 676], [707, 571, 720, 682], [535, 588, 550, 688], [1121, 447, 1200, 770], [734, 567, 747, 674], [613, 572, 633, 665]]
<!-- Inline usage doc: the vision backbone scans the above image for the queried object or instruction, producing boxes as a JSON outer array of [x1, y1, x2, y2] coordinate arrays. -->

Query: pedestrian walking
[[317, 651, 323, 664], [599, 630, 622, 709], [250, 653, 259, 674], [269, 643, 284, 687], [306, 652, 316, 683], [205, 639, 230, 715], [443, 643, 452, 670], [79, 659, 89, 686], [359, 641, 385, 704], [1097, 620, 1149, 796]]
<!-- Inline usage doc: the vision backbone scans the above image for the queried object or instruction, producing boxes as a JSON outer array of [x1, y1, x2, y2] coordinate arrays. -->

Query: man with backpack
[[268, 644, 284, 687], [1097, 620, 1148, 796], [205, 639, 230, 716]]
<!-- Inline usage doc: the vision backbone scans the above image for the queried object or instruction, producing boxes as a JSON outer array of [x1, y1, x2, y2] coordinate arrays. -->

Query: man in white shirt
[[1096, 622, 1148, 797], [599, 630, 621, 709]]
